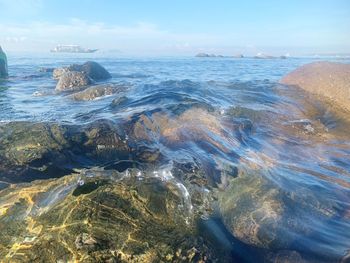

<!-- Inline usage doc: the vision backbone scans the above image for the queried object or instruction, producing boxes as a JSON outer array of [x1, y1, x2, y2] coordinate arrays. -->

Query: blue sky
[[0, 0, 349, 55]]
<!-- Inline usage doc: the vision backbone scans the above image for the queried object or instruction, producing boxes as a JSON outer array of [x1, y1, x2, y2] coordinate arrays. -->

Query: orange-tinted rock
[[280, 62, 350, 112]]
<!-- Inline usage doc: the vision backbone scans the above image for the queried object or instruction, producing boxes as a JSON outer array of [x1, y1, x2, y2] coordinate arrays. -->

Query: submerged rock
[[70, 84, 127, 101], [110, 96, 128, 107], [55, 71, 92, 92], [0, 170, 221, 262], [218, 168, 349, 260], [280, 62, 350, 113], [0, 120, 130, 183], [219, 171, 284, 249]]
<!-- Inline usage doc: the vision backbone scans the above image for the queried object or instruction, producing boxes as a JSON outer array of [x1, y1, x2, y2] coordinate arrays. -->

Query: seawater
[[1, 52, 350, 262]]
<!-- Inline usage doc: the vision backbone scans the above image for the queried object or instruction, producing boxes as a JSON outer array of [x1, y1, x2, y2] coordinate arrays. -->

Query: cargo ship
[[50, 45, 98, 53]]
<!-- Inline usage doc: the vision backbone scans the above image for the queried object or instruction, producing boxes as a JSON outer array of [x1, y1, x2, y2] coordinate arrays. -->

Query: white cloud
[[0, 20, 224, 55]]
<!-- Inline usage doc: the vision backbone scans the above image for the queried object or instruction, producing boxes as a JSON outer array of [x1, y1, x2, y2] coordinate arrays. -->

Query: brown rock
[[280, 62, 350, 112], [55, 71, 91, 92], [70, 84, 126, 101]]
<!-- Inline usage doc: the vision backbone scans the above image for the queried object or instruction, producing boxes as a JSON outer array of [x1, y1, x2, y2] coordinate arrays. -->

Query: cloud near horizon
[[0, 19, 230, 55]]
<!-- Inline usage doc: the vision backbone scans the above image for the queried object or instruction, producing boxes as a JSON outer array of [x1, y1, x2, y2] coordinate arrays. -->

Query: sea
[[0, 52, 350, 262]]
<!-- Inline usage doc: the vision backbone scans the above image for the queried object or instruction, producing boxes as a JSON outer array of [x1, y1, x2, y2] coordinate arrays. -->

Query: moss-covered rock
[[0, 170, 222, 262], [0, 120, 130, 183]]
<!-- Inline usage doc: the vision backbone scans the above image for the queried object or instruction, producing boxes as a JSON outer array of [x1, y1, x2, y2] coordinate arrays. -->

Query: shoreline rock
[[280, 61, 350, 113]]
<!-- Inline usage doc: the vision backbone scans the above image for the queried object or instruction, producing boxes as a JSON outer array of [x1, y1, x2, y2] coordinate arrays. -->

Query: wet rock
[[0, 45, 8, 78], [226, 106, 264, 122], [280, 62, 350, 113], [0, 171, 221, 262], [53, 67, 70, 79], [75, 233, 99, 251], [70, 84, 126, 101], [110, 96, 128, 107], [53, 61, 111, 81], [55, 71, 92, 92], [0, 120, 130, 183], [75, 61, 112, 81], [219, 171, 284, 249], [269, 250, 305, 263], [218, 168, 348, 260]]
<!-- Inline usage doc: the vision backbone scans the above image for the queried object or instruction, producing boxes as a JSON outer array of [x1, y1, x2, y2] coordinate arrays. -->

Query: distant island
[[195, 53, 244, 58], [195, 52, 289, 59]]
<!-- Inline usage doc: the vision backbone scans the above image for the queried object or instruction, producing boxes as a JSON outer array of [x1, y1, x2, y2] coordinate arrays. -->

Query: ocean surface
[[1, 53, 350, 262]]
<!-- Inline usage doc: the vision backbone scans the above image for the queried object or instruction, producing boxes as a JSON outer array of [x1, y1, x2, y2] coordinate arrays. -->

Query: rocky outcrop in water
[[53, 67, 70, 79], [56, 71, 92, 91], [53, 61, 112, 92], [70, 84, 127, 101], [280, 61, 350, 113], [0, 170, 222, 262], [53, 61, 111, 81], [195, 53, 227, 58], [75, 61, 112, 81], [0, 120, 130, 182], [0, 45, 8, 78]]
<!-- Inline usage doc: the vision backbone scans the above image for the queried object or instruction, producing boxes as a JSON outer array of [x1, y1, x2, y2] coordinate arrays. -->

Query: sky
[[0, 0, 349, 56]]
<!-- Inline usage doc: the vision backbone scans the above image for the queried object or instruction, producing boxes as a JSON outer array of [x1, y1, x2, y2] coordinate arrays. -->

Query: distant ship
[[50, 45, 98, 53]]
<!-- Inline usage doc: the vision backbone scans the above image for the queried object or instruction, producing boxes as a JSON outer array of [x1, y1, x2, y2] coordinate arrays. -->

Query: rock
[[0, 120, 130, 183], [280, 62, 350, 112], [53, 67, 70, 79], [269, 250, 305, 263], [218, 169, 347, 261], [75, 233, 99, 251], [0, 170, 221, 262], [53, 61, 111, 82], [76, 61, 112, 81], [219, 172, 284, 249], [70, 84, 126, 101], [110, 96, 128, 107], [55, 71, 92, 92], [195, 53, 210, 57], [0, 45, 8, 78]]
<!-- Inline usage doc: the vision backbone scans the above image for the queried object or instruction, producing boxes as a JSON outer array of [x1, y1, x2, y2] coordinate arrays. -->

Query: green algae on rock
[[0, 120, 130, 183], [0, 169, 222, 262], [218, 167, 348, 259]]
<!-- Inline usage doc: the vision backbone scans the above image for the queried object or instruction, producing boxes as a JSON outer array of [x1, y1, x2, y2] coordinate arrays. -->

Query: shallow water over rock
[[1, 54, 350, 262]]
